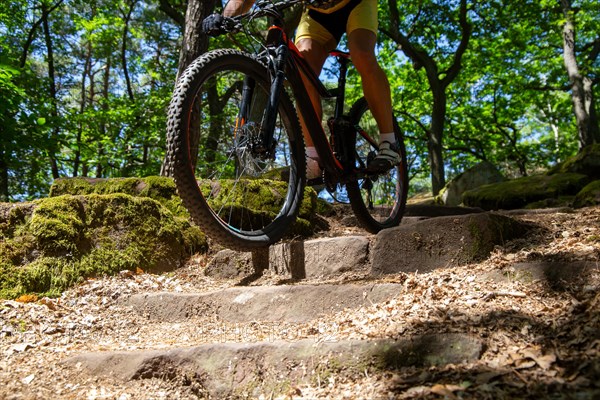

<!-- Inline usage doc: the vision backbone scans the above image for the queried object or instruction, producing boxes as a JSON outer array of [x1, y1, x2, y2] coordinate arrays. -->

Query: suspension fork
[[257, 27, 289, 157], [237, 75, 255, 131]]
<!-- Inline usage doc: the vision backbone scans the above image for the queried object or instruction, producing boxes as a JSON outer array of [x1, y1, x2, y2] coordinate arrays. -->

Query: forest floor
[[1, 206, 600, 399]]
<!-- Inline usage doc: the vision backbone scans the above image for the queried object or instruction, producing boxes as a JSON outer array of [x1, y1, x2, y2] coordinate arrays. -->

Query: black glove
[[202, 13, 235, 36]]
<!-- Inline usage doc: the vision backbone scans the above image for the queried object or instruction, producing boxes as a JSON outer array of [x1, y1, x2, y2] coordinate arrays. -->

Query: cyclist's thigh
[[347, 0, 378, 36], [296, 11, 336, 50]]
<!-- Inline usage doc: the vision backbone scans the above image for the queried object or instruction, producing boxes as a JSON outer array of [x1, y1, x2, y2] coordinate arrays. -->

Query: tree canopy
[[1, 0, 598, 200]]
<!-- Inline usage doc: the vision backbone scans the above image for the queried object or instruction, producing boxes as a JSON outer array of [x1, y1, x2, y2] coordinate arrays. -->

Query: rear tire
[[346, 97, 408, 233], [166, 49, 306, 250]]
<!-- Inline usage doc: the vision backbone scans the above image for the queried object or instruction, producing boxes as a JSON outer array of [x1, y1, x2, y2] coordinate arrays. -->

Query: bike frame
[[241, 2, 378, 186]]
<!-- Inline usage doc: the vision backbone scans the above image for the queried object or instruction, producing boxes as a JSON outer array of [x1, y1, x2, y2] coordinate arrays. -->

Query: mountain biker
[[203, 0, 400, 178]]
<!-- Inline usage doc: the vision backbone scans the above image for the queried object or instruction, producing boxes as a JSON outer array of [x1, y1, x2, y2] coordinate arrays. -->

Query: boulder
[[439, 161, 505, 206], [0, 194, 206, 298]]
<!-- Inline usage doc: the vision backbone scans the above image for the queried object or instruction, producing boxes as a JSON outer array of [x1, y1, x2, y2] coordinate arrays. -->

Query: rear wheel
[[346, 97, 408, 233], [166, 49, 305, 250]]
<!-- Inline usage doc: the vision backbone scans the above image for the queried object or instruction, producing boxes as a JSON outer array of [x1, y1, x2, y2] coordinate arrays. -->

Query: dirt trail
[[1, 206, 599, 399]]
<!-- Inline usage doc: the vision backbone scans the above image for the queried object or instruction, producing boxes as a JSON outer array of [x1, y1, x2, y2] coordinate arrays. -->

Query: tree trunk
[[41, 2, 60, 180], [429, 88, 447, 194], [176, 0, 217, 77], [74, 42, 92, 177], [584, 76, 600, 143], [560, 0, 597, 149], [160, 0, 217, 176], [121, 0, 137, 102]]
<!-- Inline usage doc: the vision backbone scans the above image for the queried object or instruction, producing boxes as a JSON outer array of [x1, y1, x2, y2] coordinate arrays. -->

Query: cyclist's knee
[[352, 51, 381, 76], [297, 39, 330, 74]]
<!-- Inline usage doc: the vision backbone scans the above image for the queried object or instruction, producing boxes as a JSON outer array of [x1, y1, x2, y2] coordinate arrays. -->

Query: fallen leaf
[[10, 343, 34, 353], [430, 383, 464, 398], [40, 298, 57, 311], [15, 294, 38, 303], [522, 349, 557, 370], [515, 359, 536, 369]]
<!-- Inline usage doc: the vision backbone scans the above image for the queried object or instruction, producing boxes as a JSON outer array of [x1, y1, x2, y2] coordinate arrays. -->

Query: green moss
[[137, 175, 178, 200], [30, 196, 86, 254], [315, 197, 334, 216], [199, 179, 317, 232], [463, 173, 589, 210], [549, 143, 600, 177], [573, 180, 600, 208]]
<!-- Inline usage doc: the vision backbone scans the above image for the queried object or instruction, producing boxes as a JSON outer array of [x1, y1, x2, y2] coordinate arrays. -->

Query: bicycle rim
[[346, 97, 408, 233], [167, 50, 305, 250]]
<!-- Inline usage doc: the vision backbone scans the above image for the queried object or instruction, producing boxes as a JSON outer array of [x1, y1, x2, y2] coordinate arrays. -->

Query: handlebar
[[230, 0, 304, 30]]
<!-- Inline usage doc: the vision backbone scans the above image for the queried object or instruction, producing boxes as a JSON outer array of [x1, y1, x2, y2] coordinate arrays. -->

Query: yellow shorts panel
[[295, 0, 378, 47]]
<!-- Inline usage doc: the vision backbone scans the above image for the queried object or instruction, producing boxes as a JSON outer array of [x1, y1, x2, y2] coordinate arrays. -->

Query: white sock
[[379, 133, 395, 145], [306, 146, 318, 160]]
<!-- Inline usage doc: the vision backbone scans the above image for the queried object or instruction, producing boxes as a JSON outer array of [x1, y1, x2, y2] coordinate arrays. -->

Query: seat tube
[[334, 56, 349, 119]]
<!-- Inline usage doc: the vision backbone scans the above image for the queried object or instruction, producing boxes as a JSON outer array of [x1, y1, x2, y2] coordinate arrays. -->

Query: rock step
[[65, 334, 483, 398], [124, 283, 404, 323], [205, 212, 532, 279]]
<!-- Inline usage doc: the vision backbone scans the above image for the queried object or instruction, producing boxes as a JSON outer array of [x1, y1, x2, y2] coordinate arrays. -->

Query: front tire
[[166, 49, 306, 250]]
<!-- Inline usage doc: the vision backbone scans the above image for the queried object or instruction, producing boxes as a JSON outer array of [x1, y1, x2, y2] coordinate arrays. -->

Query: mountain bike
[[166, 0, 408, 251]]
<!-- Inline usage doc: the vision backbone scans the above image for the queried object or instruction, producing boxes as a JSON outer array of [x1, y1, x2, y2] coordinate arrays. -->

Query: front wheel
[[166, 49, 306, 251], [346, 97, 408, 233]]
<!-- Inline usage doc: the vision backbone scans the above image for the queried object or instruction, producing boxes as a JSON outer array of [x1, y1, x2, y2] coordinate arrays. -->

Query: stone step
[[372, 212, 531, 274], [205, 235, 371, 279], [123, 283, 403, 323], [204, 212, 531, 279], [64, 334, 483, 398]]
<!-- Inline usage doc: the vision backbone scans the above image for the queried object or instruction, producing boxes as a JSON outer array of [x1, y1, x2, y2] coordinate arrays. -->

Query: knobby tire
[[166, 49, 306, 250]]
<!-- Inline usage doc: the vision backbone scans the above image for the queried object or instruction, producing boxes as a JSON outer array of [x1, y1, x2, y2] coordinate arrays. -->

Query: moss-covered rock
[[0, 194, 207, 299], [51, 176, 319, 236], [437, 161, 505, 206], [462, 173, 590, 210], [573, 180, 600, 208], [548, 144, 600, 179]]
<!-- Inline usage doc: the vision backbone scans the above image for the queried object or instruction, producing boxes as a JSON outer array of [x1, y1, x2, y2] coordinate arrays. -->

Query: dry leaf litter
[[0, 207, 599, 399]]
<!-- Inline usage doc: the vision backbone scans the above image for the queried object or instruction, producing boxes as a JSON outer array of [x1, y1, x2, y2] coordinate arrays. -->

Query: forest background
[[1, 0, 598, 202]]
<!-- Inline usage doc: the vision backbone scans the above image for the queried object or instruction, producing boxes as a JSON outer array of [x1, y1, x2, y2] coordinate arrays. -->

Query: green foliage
[[1, 0, 598, 201], [1, 0, 182, 200]]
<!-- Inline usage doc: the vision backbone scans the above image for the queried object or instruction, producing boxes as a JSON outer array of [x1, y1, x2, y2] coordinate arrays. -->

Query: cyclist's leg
[[295, 12, 336, 179], [347, 0, 400, 170], [347, 29, 394, 136], [295, 38, 331, 148]]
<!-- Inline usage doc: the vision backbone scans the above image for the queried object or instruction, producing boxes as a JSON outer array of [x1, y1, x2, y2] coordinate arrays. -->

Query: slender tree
[[382, 0, 473, 195], [559, 0, 600, 149], [160, 0, 217, 175]]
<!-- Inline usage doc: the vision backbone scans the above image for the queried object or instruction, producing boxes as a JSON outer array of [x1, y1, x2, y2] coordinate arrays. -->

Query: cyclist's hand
[[202, 13, 237, 36]]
